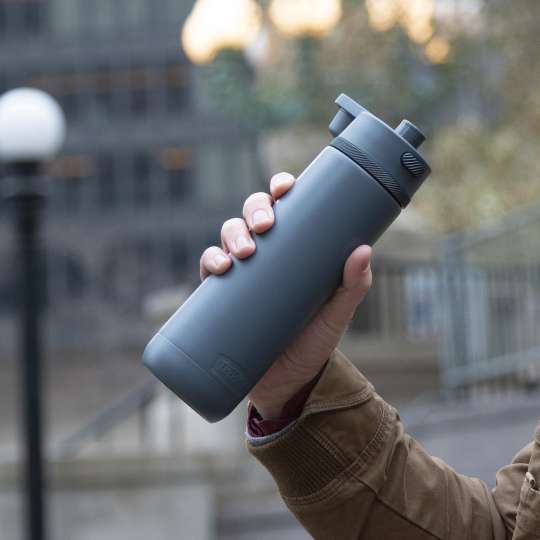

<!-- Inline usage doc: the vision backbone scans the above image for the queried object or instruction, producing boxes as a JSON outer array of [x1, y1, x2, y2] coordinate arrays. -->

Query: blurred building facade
[[0, 6, 271, 537], [0, 0, 263, 353]]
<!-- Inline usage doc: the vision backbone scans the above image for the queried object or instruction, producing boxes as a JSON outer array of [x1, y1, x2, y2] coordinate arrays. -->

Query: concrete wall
[[0, 456, 240, 540]]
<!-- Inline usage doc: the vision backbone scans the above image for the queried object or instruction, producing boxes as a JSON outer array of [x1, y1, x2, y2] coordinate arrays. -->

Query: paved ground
[[404, 392, 540, 485]]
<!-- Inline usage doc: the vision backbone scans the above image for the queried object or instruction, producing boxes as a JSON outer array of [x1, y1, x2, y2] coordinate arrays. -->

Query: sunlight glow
[[366, 0, 436, 45], [269, 0, 342, 38], [181, 0, 262, 64], [401, 0, 434, 43], [365, 0, 401, 32], [424, 35, 451, 63]]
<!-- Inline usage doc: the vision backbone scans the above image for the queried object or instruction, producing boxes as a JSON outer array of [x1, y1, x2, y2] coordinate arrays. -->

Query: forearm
[[246, 348, 508, 540]]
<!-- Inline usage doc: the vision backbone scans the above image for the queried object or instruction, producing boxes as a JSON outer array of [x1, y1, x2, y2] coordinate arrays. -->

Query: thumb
[[342, 244, 372, 295], [316, 245, 373, 334]]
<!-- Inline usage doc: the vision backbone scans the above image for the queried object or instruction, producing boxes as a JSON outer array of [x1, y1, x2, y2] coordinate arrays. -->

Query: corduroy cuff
[[245, 348, 394, 501]]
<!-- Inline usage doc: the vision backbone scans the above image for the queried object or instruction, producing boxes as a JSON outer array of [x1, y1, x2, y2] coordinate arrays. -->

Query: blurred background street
[[1, 0, 540, 538]]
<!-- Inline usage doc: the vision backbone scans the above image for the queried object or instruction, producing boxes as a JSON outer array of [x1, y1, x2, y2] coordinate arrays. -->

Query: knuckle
[[221, 217, 245, 236], [317, 312, 342, 337], [243, 192, 270, 214], [200, 246, 217, 263]]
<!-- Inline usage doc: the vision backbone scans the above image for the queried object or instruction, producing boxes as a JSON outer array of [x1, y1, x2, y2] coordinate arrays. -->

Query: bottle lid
[[328, 94, 431, 208]]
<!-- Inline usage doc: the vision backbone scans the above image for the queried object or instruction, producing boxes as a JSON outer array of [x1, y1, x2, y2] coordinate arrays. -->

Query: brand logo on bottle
[[211, 354, 249, 395]]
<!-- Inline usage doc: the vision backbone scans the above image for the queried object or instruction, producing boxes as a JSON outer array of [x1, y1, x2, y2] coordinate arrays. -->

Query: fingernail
[[273, 173, 293, 189], [214, 254, 228, 267], [275, 179, 290, 190], [361, 260, 371, 273], [235, 236, 251, 251], [253, 209, 270, 226]]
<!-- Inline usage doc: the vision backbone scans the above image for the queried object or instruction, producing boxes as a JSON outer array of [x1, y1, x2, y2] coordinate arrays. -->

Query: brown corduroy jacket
[[246, 348, 540, 540]]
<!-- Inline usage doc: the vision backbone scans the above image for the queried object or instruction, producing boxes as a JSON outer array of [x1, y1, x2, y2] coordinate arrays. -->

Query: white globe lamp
[[0, 87, 66, 165]]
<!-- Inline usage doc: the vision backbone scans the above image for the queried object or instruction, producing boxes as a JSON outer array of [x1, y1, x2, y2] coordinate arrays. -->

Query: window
[[23, 0, 44, 32], [18, 61, 191, 126], [52, 154, 94, 213], [26, 71, 81, 122], [97, 155, 117, 209], [0, 250, 16, 312], [65, 258, 86, 298], [61, 179, 82, 213], [132, 152, 151, 207], [170, 238, 188, 281], [166, 64, 190, 112], [95, 66, 115, 116], [168, 168, 192, 202], [158, 147, 193, 203], [0, 0, 47, 37]]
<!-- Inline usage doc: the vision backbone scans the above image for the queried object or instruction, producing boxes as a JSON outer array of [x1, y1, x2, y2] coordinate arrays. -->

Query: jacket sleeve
[[500, 422, 540, 540], [246, 347, 509, 540]]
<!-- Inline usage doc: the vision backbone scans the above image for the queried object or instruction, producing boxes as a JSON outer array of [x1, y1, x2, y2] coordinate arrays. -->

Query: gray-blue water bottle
[[143, 94, 431, 422]]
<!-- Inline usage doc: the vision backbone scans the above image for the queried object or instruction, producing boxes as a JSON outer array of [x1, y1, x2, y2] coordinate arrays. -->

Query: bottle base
[[142, 333, 239, 423]]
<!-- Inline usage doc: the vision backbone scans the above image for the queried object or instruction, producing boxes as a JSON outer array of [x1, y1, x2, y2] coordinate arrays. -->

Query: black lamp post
[[0, 88, 66, 540]]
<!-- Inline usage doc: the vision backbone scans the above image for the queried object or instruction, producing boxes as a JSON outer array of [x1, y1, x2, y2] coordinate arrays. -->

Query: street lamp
[[366, 0, 451, 59], [268, 0, 342, 118], [269, 0, 342, 38], [180, 0, 264, 139], [0, 88, 66, 540]]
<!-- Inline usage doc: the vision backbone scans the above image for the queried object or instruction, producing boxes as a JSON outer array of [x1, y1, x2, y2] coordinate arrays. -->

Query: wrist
[[249, 363, 327, 420], [249, 388, 300, 419]]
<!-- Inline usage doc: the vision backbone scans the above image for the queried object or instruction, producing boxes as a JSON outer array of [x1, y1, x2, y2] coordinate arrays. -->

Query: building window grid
[[17, 62, 190, 125], [0, 0, 191, 40], [0, 0, 45, 37], [2, 59, 193, 214], [46, 148, 194, 215]]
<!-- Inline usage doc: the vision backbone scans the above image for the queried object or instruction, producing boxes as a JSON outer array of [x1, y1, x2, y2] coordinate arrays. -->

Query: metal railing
[[54, 378, 157, 460], [439, 201, 540, 393], [351, 258, 441, 341]]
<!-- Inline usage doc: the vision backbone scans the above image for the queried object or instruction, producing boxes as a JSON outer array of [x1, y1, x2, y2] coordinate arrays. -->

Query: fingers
[[200, 171, 296, 282], [269, 172, 295, 201], [200, 246, 231, 281], [242, 192, 274, 233], [220, 217, 256, 258], [242, 172, 296, 234]]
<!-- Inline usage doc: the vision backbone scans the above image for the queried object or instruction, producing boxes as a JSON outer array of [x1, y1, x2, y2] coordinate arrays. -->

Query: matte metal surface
[[144, 146, 402, 421]]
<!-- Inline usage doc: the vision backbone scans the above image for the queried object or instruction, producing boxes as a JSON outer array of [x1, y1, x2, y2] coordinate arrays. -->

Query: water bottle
[[143, 94, 431, 422]]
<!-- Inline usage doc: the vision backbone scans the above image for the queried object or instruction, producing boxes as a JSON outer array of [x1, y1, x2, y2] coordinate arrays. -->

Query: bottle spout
[[395, 120, 425, 149]]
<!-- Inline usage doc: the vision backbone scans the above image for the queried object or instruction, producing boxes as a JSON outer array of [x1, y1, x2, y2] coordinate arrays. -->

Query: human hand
[[199, 172, 373, 418]]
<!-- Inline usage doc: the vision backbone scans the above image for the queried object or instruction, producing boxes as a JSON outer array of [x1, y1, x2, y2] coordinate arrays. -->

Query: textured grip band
[[401, 152, 427, 177], [330, 136, 410, 207]]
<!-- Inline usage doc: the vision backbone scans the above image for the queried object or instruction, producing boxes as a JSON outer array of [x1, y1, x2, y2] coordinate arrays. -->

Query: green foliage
[[198, 49, 305, 131], [417, 120, 540, 231], [415, 0, 540, 231], [203, 0, 540, 231]]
